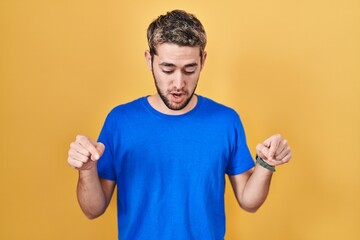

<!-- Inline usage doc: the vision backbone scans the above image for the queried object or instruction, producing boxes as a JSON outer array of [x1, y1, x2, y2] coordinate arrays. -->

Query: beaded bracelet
[[256, 155, 276, 172]]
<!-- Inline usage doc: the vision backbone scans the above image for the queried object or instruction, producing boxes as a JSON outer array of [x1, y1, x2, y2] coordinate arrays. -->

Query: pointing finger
[[76, 135, 100, 161], [256, 143, 269, 160], [96, 142, 105, 156], [268, 134, 281, 161], [88, 138, 105, 161]]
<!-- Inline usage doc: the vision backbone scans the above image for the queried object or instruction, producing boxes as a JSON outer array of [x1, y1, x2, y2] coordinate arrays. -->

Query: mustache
[[169, 89, 188, 94]]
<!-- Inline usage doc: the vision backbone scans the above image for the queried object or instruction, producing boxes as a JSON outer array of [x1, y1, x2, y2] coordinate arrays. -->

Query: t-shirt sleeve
[[97, 111, 117, 181], [226, 116, 255, 176]]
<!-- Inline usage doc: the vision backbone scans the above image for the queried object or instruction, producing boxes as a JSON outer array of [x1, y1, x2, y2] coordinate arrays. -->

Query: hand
[[256, 134, 292, 166], [67, 135, 105, 170]]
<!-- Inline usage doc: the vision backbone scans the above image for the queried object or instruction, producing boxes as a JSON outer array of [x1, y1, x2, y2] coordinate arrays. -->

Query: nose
[[173, 71, 185, 89]]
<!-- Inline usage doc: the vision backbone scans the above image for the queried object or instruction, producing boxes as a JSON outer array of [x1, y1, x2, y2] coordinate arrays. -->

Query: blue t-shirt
[[97, 96, 255, 240]]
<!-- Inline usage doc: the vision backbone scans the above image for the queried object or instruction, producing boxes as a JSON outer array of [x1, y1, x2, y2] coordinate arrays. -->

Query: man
[[67, 9, 292, 240]]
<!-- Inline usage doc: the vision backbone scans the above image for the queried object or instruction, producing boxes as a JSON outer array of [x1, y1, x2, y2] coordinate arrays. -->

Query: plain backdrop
[[0, 0, 359, 239]]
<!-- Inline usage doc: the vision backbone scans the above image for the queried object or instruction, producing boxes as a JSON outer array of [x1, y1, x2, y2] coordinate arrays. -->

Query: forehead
[[154, 43, 201, 64]]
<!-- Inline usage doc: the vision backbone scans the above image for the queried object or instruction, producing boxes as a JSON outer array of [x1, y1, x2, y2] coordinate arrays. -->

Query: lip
[[170, 92, 186, 103]]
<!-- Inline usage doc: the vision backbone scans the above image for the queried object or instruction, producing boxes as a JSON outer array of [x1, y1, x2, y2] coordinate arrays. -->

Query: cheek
[[188, 74, 200, 85], [153, 72, 168, 87]]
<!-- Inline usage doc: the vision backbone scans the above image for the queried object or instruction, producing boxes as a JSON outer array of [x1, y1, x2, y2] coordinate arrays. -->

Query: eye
[[183, 70, 195, 75], [162, 70, 174, 74], [183, 67, 196, 75]]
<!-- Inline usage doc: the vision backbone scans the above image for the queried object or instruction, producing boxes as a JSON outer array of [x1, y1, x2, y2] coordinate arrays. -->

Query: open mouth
[[170, 92, 186, 102]]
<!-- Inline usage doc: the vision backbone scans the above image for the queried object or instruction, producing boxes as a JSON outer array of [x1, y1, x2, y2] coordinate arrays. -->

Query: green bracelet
[[256, 155, 276, 172]]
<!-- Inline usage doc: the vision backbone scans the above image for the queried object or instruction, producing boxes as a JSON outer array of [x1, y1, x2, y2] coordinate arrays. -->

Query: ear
[[144, 50, 152, 71], [200, 51, 207, 71]]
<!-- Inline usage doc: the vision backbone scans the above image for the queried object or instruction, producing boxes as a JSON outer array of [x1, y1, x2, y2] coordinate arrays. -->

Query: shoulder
[[199, 96, 240, 121], [107, 97, 146, 117], [103, 97, 147, 125], [110, 97, 144, 113]]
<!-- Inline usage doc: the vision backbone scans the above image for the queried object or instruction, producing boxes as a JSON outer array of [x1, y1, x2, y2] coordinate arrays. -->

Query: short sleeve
[[97, 112, 117, 181], [226, 116, 255, 176]]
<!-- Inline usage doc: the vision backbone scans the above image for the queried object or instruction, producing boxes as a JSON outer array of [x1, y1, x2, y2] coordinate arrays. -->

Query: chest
[[113, 119, 234, 177]]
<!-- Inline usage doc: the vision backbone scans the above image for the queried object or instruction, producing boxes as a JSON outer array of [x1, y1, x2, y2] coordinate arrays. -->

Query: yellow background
[[1, 0, 359, 239]]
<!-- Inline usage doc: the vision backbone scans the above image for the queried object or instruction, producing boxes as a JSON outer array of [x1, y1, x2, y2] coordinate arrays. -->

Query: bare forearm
[[231, 134, 292, 213], [77, 168, 107, 219], [240, 164, 273, 212]]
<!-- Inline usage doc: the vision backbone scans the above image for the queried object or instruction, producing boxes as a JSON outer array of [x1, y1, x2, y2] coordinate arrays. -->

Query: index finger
[[76, 135, 100, 161], [267, 134, 281, 161]]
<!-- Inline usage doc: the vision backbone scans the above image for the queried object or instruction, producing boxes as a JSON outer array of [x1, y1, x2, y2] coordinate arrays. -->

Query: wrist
[[78, 164, 98, 178], [256, 155, 276, 172]]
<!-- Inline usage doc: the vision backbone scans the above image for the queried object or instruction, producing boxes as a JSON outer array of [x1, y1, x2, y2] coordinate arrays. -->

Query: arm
[[68, 135, 116, 219], [229, 163, 273, 213], [77, 169, 116, 219], [229, 134, 292, 213]]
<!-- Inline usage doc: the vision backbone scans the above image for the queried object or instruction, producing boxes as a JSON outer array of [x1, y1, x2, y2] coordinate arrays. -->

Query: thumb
[[96, 142, 105, 157], [89, 140, 105, 161]]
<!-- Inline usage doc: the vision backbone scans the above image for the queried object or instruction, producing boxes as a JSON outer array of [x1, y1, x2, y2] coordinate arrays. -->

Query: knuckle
[[76, 161, 83, 168], [72, 159, 83, 167], [82, 155, 90, 163], [68, 158, 80, 168], [256, 144, 261, 151], [286, 147, 291, 153], [76, 134, 86, 142]]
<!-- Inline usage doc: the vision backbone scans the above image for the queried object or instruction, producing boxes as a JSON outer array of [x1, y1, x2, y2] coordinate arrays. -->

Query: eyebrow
[[159, 62, 198, 68]]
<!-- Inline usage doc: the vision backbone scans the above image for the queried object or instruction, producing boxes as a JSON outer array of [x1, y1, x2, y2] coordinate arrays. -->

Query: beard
[[152, 70, 198, 111]]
